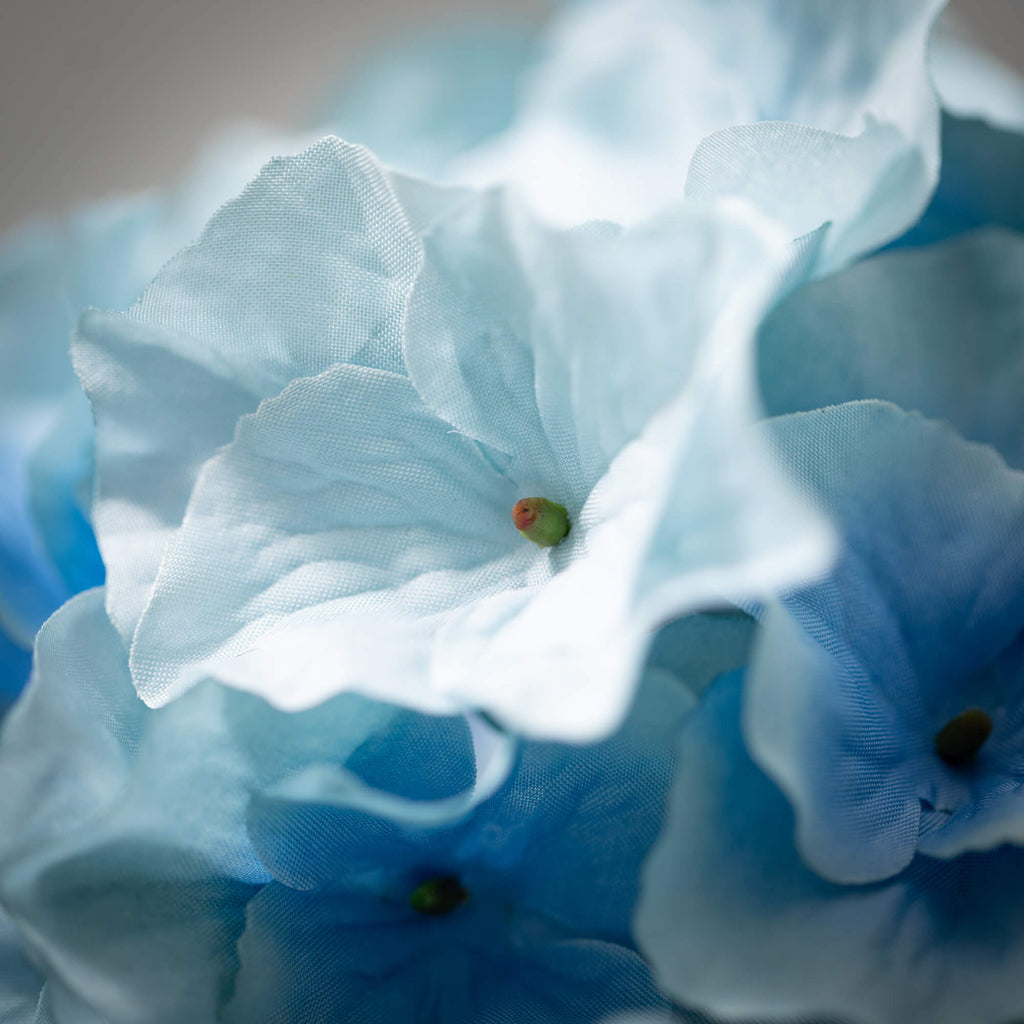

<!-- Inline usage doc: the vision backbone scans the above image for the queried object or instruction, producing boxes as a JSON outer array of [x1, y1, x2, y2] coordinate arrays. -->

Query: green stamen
[[512, 497, 570, 548], [934, 707, 993, 767], [409, 876, 469, 916]]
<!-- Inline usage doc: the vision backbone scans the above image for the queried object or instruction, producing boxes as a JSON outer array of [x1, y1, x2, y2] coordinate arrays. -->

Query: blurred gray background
[[0, 0, 1019, 233]]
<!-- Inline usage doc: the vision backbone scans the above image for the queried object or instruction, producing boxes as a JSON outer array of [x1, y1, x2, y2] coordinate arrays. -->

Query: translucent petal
[[746, 402, 1024, 881], [637, 672, 1024, 1024], [760, 229, 1024, 470], [73, 138, 422, 643]]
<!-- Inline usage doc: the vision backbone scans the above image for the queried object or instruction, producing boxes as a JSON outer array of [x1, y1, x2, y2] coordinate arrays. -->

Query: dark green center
[[409, 876, 469, 916], [934, 707, 993, 767]]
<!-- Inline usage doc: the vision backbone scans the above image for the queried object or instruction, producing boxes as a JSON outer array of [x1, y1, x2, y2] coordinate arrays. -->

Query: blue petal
[[0, 625, 32, 719], [0, 907, 42, 1024], [760, 228, 1024, 471], [0, 592, 259, 1023], [226, 883, 667, 1024], [893, 116, 1024, 248], [73, 137, 422, 644], [746, 402, 1024, 881], [637, 671, 1024, 1024], [27, 388, 105, 595], [450, 0, 943, 249]]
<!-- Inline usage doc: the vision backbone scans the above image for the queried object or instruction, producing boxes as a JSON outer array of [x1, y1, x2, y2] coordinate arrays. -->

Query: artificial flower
[[333, 0, 946, 273], [0, 126, 310, 708], [636, 228, 1024, 1021], [0, 587, 691, 1023], [74, 136, 828, 740]]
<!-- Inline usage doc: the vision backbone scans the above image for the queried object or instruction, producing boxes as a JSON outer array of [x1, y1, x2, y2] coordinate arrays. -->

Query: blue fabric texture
[[0, 590, 692, 1024], [746, 402, 1024, 882], [74, 136, 830, 742], [0, 125, 314, 705], [1, 1, 1023, 1022], [637, 671, 1024, 1024]]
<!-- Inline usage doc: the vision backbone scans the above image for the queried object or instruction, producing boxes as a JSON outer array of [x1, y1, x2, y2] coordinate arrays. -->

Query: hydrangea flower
[[638, 667, 1024, 1024], [74, 136, 829, 740], [635, 229, 1024, 1022], [0, 126, 310, 708], [0, 587, 692, 1023], [332, 0, 946, 272]]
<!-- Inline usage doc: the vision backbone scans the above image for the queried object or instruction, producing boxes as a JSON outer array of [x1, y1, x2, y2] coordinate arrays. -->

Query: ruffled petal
[[760, 229, 1024, 470], [73, 138, 422, 643], [637, 671, 1024, 1024], [746, 402, 1024, 881]]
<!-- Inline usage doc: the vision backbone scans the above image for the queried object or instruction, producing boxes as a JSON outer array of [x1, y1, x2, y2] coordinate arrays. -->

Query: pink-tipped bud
[[511, 497, 570, 548]]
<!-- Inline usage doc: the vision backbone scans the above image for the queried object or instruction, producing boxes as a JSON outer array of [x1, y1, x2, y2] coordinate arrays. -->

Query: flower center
[[511, 497, 570, 548], [934, 707, 993, 767], [409, 876, 470, 916]]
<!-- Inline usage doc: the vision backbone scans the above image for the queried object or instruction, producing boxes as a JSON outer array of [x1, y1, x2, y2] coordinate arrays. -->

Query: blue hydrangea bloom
[[0, 126, 310, 707], [0, 588, 692, 1023], [636, 220, 1024, 1020], [74, 136, 830, 740], [336, 0, 945, 274], [636, 669, 1024, 1024], [744, 401, 1024, 883]]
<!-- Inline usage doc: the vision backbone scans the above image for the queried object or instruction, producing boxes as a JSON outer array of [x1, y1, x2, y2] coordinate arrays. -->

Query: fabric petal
[[760, 229, 1024, 470], [746, 402, 1024, 881], [451, 0, 943, 251], [636, 671, 1024, 1024], [128, 362, 518, 712], [0, 908, 43, 1024], [73, 137, 422, 643]]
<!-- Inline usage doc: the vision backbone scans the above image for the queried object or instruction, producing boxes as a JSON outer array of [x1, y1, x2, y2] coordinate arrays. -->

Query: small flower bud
[[511, 497, 570, 548], [409, 876, 469, 916], [934, 707, 993, 767]]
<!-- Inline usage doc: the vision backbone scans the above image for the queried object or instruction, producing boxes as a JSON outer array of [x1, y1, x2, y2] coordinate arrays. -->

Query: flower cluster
[[0, 1, 1022, 1022]]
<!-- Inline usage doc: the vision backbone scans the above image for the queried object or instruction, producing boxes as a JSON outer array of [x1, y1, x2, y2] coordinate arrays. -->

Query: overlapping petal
[[744, 402, 1024, 882], [636, 671, 1024, 1024], [760, 229, 1024, 468], [85, 136, 831, 739], [440, 0, 944, 274]]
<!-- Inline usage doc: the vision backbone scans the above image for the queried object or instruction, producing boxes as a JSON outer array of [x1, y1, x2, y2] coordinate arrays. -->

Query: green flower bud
[[511, 497, 570, 548], [934, 707, 993, 767], [409, 875, 469, 916]]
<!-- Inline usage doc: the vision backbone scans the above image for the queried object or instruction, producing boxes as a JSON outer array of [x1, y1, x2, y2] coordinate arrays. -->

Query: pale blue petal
[[760, 229, 1024, 470], [27, 388, 104, 596], [452, 0, 941, 261], [0, 592, 255, 1024], [681, 0, 943, 272], [128, 362, 520, 713], [73, 138, 422, 643], [123, 180, 832, 739], [0, 908, 43, 1024], [746, 402, 1024, 881], [0, 125, 309, 666], [893, 116, 1024, 247], [320, 20, 538, 177], [636, 671, 1024, 1024]]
